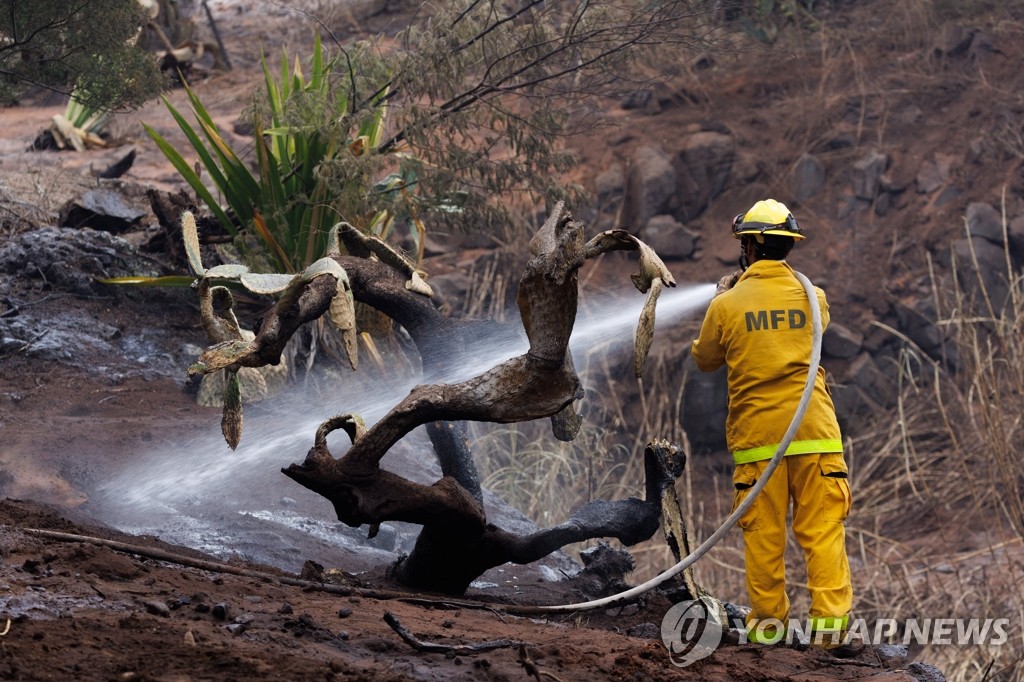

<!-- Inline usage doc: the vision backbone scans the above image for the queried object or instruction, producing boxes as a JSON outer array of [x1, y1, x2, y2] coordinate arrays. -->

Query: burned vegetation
[[185, 202, 687, 594]]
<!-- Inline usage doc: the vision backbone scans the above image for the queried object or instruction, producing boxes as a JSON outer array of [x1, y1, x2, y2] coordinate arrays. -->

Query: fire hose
[[525, 270, 824, 614]]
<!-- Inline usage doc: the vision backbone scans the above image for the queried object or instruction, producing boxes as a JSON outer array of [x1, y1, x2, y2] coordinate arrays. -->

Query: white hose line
[[526, 271, 824, 613]]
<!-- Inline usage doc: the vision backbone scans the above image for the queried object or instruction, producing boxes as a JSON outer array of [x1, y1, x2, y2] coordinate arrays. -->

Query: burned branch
[[384, 612, 529, 655], [188, 202, 685, 594]]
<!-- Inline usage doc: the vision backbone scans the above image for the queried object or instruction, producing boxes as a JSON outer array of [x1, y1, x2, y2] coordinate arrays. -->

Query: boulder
[[845, 352, 896, 409], [675, 131, 735, 221], [893, 300, 944, 355], [965, 202, 1003, 245], [830, 382, 882, 429], [0, 226, 160, 296], [915, 154, 954, 194], [681, 356, 727, 447], [595, 163, 626, 207], [851, 151, 889, 200], [791, 153, 825, 201], [1008, 214, 1024, 262], [623, 145, 676, 229], [933, 23, 977, 58], [952, 236, 1012, 315], [642, 215, 698, 261], [59, 189, 148, 233], [823, 323, 863, 359]]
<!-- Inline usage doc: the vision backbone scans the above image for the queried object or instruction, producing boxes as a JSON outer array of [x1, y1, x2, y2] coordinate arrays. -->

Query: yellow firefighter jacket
[[691, 259, 843, 464]]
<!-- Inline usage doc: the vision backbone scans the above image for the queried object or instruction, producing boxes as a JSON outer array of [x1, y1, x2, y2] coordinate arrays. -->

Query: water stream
[[90, 283, 715, 573]]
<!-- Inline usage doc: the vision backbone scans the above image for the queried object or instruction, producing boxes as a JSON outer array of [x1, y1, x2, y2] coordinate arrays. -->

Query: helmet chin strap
[[739, 234, 769, 270]]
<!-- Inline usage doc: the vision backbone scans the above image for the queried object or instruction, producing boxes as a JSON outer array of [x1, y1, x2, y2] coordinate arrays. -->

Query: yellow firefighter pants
[[732, 452, 853, 641]]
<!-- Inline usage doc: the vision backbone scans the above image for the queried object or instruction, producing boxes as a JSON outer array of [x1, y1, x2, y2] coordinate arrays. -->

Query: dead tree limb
[[197, 203, 686, 594], [384, 612, 529, 654]]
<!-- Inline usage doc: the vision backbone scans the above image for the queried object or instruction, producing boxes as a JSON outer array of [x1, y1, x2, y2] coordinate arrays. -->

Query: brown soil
[[4, 0, 1021, 679]]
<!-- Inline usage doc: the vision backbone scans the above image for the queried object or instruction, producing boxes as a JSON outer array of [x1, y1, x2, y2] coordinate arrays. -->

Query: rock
[[823, 323, 863, 359], [143, 600, 170, 617], [212, 603, 230, 621], [837, 195, 872, 220], [893, 301, 944, 355], [873, 191, 893, 216], [714, 244, 741, 267], [337, 608, 353, 619], [626, 623, 660, 639], [675, 132, 735, 220], [59, 190, 147, 233], [1009, 215, 1024, 261], [791, 153, 826, 201], [933, 24, 976, 58], [831, 382, 881, 428], [965, 202, 1003, 245], [908, 661, 948, 682], [0, 226, 160, 296], [953, 236, 1012, 314], [623, 145, 676, 229], [874, 643, 909, 667], [300, 560, 325, 582], [851, 151, 889, 200], [642, 215, 698, 260], [225, 623, 246, 636], [278, 603, 294, 615], [916, 154, 954, 194], [935, 185, 962, 208], [621, 88, 653, 110], [682, 356, 727, 447], [595, 164, 625, 208], [845, 353, 896, 408]]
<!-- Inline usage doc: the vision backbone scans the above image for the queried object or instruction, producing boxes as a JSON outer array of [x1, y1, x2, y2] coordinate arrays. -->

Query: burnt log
[[212, 203, 681, 594], [393, 440, 683, 593]]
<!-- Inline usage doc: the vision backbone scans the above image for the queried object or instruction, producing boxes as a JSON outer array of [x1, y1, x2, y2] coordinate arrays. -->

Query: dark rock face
[[0, 226, 160, 295], [59, 190, 147, 233], [674, 132, 735, 221]]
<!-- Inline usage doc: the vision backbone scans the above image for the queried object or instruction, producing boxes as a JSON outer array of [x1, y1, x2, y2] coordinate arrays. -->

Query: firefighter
[[691, 199, 859, 655]]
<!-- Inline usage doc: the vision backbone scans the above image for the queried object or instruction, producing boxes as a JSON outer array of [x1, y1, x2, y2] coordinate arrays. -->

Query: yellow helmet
[[732, 199, 805, 240]]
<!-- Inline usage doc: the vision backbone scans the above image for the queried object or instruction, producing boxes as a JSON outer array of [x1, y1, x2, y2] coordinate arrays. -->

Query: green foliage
[[0, 0, 164, 110], [65, 89, 111, 135], [146, 35, 408, 274]]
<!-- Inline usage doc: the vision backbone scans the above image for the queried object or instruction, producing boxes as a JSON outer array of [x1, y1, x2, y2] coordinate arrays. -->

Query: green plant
[[0, 0, 163, 110], [64, 92, 111, 136], [145, 35, 408, 275]]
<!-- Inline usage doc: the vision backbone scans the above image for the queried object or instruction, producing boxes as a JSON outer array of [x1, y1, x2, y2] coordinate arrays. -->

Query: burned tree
[[186, 203, 684, 594]]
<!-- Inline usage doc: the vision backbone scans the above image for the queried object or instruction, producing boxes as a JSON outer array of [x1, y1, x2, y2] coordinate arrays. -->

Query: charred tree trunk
[[214, 203, 682, 594]]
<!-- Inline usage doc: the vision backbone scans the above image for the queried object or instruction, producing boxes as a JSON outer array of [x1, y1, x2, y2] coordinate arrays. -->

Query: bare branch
[[384, 612, 529, 654]]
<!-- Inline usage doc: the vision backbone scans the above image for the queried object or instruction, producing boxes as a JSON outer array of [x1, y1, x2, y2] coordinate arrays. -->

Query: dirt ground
[[6, 0, 1022, 679]]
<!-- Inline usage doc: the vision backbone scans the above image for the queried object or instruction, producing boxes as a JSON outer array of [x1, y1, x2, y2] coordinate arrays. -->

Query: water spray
[[94, 284, 716, 525]]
